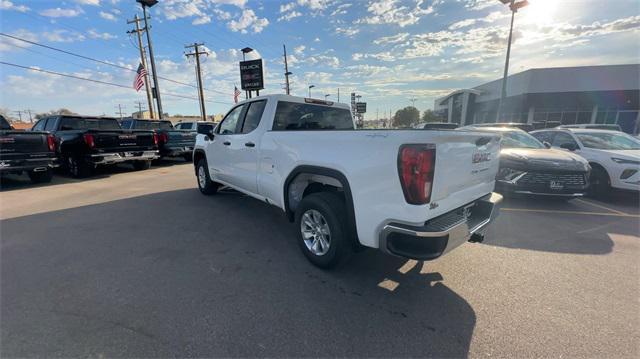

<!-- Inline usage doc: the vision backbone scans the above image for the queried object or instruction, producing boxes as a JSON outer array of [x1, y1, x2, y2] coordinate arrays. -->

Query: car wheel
[[67, 156, 91, 178], [588, 166, 611, 198], [28, 169, 53, 183], [295, 192, 353, 269], [196, 158, 218, 195], [133, 160, 152, 171]]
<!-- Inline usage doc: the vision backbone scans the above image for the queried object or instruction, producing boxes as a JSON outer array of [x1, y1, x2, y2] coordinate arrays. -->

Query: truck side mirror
[[543, 141, 551, 149]]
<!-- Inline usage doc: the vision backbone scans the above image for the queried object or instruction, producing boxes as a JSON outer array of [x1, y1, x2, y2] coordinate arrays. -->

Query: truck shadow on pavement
[[479, 196, 639, 255], [1, 188, 476, 357]]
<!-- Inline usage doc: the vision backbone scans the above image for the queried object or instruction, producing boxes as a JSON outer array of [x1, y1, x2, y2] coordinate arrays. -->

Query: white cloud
[[314, 37, 321, 42], [374, 32, 409, 45], [462, 0, 498, 11], [0, 0, 29, 12], [88, 29, 117, 40], [355, 0, 434, 27], [280, 2, 296, 13], [193, 15, 211, 25], [99, 11, 117, 21], [294, 45, 306, 55], [39, 8, 83, 18], [227, 9, 269, 33], [278, 11, 302, 22], [330, 3, 352, 16], [74, 0, 100, 5], [449, 11, 507, 29], [336, 26, 360, 37], [42, 30, 86, 43], [0, 29, 37, 52]]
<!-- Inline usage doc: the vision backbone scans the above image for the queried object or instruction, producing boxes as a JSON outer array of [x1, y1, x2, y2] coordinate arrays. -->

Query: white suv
[[531, 128, 640, 194]]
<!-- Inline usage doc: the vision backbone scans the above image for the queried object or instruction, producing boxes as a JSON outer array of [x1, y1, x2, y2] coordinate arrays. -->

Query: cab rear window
[[59, 117, 121, 130], [273, 102, 353, 131]]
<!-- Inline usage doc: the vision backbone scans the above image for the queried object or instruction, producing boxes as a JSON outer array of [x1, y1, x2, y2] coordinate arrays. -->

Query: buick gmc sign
[[239, 59, 264, 91]]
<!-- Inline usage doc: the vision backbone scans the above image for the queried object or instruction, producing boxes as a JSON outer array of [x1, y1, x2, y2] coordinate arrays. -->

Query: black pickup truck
[[32, 115, 159, 177], [0, 115, 57, 183], [120, 119, 196, 161]]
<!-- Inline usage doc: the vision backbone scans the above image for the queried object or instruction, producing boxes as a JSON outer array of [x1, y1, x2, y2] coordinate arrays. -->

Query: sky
[[0, 0, 639, 119]]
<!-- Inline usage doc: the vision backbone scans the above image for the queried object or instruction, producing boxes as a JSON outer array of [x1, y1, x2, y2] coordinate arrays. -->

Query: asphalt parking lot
[[1, 162, 639, 358]]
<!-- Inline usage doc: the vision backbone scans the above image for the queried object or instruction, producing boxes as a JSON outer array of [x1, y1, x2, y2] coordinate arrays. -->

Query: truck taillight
[[83, 134, 95, 149], [153, 133, 158, 146], [46, 134, 56, 152], [398, 145, 436, 205], [159, 133, 168, 144]]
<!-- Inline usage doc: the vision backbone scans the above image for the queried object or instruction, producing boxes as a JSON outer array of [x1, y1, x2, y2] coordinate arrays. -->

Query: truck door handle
[[245, 142, 255, 148], [223, 141, 231, 146]]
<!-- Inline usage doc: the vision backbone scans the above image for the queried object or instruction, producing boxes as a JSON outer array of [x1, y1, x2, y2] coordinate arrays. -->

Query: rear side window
[[179, 122, 194, 130], [242, 100, 266, 133], [32, 119, 47, 131], [44, 118, 57, 131], [531, 131, 554, 143], [272, 102, 353, 131]]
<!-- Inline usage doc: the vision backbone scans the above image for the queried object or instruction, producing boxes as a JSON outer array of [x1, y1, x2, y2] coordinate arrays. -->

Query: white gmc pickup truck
[[193, 95, 503, 268]]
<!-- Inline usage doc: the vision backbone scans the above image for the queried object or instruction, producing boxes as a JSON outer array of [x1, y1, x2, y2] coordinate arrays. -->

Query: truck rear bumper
[[0, 158, 58, 174], [161, 146, 193, 157], [88, 151, 159, 165], [379, 192, 502, 261]]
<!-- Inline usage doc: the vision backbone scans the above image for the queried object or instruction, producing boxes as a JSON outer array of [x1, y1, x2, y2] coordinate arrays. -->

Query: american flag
[[133, 63, 147, 92], [233, 86, 241, 104]]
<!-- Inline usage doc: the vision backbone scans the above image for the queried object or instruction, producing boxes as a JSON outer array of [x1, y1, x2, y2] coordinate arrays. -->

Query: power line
[[0, 32, 229, 96], [0, 61, 233, 105]]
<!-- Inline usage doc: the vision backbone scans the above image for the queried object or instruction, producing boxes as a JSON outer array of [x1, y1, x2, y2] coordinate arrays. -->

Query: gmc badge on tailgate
[[119, 134, 137, 140], [472, 152, 491, 163]]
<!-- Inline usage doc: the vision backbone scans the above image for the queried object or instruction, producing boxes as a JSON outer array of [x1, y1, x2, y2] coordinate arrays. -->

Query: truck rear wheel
[[28, 169, 53, 183], [295, 192, 352, 269], [67, 156, 91, 178], [133, 160, 152, 171], [196, 158, 219, 195]]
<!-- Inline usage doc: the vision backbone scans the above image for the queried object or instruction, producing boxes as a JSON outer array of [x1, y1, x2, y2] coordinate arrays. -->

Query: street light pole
[[137, 0, 163, 119], [308, 85, 315, 98], [496, 0, 528, 122]]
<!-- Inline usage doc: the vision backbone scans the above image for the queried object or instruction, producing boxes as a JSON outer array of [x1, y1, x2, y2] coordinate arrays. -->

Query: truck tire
[[67, 156, 91, 178], [295, 192, 353, 269], [133, 160, 152, 171], [196, 158, 219, 195], [28, 169, 53, 183], [588, 165, 611, 198]]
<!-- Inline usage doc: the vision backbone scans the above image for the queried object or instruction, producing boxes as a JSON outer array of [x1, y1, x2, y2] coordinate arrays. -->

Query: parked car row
[[0, 114, 218, 183]]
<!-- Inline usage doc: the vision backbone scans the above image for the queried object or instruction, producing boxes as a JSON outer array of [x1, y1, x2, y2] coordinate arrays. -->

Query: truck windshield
[[273, 102, 353, 131], [59, 117, 121, 130]]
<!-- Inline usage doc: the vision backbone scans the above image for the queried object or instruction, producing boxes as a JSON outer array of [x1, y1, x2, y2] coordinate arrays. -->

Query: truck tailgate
[[89, 130, 156, 152], [166, 130, 196, 147], [0, 131, 50, 156], [431, 132, 500, 201]]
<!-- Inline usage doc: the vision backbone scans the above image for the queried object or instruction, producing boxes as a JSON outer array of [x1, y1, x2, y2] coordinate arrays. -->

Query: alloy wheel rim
[[198, 166, 207, 188], [300, 209, 331, 256]]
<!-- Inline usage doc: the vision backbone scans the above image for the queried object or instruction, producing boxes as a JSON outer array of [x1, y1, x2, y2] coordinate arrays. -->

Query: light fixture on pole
[[496, 0, 528, 122], [325, 94, 331, 100], [308, 85, 315, 98], [241, 47, 254, 99]]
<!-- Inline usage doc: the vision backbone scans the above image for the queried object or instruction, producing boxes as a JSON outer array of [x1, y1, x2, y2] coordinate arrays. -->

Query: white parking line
[[574, 198, 631, 216], [501, 207, 640, 218]]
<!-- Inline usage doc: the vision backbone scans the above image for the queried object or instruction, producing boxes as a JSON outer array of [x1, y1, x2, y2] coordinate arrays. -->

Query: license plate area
[[549, 180, 564, 190]]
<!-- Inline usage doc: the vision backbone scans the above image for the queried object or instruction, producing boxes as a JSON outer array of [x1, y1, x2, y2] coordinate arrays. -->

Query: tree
[[392, 106, 420, 128], [421, 109, 442, 123], [35, 108, 76, 120]]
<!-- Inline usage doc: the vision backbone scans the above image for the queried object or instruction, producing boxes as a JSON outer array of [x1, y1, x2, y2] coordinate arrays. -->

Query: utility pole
[[127, 14, 155, 119], [134, 101, 146, 117], [337, 88, 340, 102], [13, 110, 23, 122], [410, 98, 417, 107], [185, 42, 208, 121], [115, 104, 126, 119], [283, 44, 291, 95], [24, 109, 33, 123], [137, 1, 164, 119]]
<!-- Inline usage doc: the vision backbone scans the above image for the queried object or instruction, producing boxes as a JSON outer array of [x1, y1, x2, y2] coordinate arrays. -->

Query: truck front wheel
[[28, 169, 53, 183], [295, 192, 352, 269], [196, 158, 219, 195]]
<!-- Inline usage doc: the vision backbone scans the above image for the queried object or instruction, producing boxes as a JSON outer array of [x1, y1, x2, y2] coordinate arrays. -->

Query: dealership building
[[434, 64, 640, 134]]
